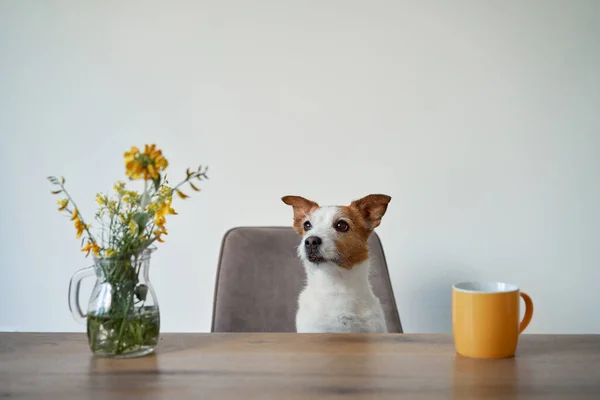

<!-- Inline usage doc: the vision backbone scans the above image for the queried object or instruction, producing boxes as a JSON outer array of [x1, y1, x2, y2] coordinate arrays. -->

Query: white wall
[[1, 0, 599, 333]]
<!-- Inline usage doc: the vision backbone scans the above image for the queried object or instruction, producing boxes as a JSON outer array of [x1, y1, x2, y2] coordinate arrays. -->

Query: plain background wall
[[1, 0, 599, 333]]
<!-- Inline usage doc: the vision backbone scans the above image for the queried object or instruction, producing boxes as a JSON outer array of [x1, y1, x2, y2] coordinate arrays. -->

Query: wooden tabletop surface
[[1, 333, 599, 399]]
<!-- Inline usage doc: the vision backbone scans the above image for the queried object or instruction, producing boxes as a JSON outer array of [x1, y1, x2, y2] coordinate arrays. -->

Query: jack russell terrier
[[282, 194, 391, 333]]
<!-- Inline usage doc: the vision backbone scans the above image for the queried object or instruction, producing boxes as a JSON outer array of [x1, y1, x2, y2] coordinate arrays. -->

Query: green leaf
[[133, 212, 151, 232], [135, 284, 148, 301]]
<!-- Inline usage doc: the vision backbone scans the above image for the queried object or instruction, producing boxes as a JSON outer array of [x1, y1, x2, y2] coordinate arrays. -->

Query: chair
[[211, 226, 402, 333]]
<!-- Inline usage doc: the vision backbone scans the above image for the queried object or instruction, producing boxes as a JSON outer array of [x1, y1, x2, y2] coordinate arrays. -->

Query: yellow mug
[[452, 281, 533, 358]]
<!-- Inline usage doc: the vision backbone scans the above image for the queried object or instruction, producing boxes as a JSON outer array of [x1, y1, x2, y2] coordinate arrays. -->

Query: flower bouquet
[[49, 144, 208, 357]]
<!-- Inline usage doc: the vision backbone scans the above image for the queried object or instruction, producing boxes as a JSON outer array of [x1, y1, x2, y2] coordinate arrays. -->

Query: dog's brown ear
[[350, 194, 391, 230], [282, 195, 319, 234]]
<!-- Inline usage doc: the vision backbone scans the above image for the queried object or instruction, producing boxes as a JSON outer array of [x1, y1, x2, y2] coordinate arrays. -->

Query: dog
[[282, 194, 391, 333]]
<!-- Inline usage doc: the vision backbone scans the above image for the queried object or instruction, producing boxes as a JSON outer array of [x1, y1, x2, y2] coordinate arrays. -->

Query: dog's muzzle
[[304, 236, 326, 263]]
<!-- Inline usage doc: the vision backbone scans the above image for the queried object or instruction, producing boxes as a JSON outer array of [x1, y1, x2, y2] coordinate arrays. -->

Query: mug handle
[[519, 292, 534, 333], [68, 266, 95, 324]]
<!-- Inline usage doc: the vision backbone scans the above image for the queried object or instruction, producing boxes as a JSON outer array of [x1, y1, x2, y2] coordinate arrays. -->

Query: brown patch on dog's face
[[335, 194, 392, 269], [281, 195, 319, 234], [334, 206, 371, 269]]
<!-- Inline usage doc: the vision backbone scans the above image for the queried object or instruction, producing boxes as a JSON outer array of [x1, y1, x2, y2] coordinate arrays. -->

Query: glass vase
[[68, 247, 160, 358]]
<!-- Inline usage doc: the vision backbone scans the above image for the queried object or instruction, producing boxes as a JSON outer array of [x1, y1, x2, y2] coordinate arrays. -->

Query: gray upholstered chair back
[[211, 227, 402, 333]]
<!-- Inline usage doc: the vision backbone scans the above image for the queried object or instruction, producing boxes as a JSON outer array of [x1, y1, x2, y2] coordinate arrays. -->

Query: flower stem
[[58, 183, 97, 244], [115, 285, 134, 354], [141, 180, 149, 208]]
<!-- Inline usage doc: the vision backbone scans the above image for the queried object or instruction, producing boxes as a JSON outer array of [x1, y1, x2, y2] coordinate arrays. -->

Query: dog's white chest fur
[[295, 260, 387, 333]]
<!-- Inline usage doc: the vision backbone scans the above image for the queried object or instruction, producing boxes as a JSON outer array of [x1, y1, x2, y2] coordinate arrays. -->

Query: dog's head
[[281, 194, 391, 269]]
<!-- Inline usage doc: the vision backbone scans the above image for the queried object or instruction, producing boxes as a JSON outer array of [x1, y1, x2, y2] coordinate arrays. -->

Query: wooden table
[[1, 333, 599, 399]]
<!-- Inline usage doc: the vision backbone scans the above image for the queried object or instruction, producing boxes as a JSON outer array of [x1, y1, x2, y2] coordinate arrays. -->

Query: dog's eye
[[334, 220, 349, 232], [303, 221, 312, 231]]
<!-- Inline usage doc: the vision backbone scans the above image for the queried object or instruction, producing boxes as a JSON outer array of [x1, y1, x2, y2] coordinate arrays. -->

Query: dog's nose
[[305, 236, 322, 248]]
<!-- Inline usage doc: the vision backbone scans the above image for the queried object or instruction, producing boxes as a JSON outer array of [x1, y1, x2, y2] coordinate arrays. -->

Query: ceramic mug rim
[[452, 281, 520, 294]]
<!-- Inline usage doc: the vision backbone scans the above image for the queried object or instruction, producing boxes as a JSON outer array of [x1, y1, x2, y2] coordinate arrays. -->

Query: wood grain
[[1, 333, 599, 399]]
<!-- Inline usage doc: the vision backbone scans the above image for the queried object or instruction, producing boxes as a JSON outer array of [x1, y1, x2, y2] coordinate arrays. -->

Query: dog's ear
[[282, 195, 319, 234], [350, 194, 391, 230]]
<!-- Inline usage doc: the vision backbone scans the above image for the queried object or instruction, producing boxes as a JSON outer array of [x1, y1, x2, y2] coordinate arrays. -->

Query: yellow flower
[[57, 199, 69, 211], [146, 201, 158, 214], [74, 219, 86, 239], [155, 215, 166, 231], [81, 241, 101, 257], [155, 196, 177, 219], [74, 222, 85, 238], [147, 164, 157, 179], [124, 146, 139, 162], [128, 219, 138, 235], [124, 144, 169, 181], [114, 181, 126, 192], [175, 190, 189, 199], [71, 208, 87, 239], [105, 248, 117, 258], [152, 195, 175, 238], [123, 190, 139, 204], [95, 194, 106, 205], [153, 212, 168, 242], [153, 222, 167, 243], [124, 146, 143, 179]]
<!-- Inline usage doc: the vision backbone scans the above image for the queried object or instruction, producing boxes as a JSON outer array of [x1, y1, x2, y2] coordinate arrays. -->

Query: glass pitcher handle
[[68, 266, 95, 324]]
